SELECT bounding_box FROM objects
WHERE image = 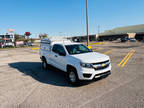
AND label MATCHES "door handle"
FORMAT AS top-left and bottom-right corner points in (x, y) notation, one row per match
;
(55, 55), (58, 57)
